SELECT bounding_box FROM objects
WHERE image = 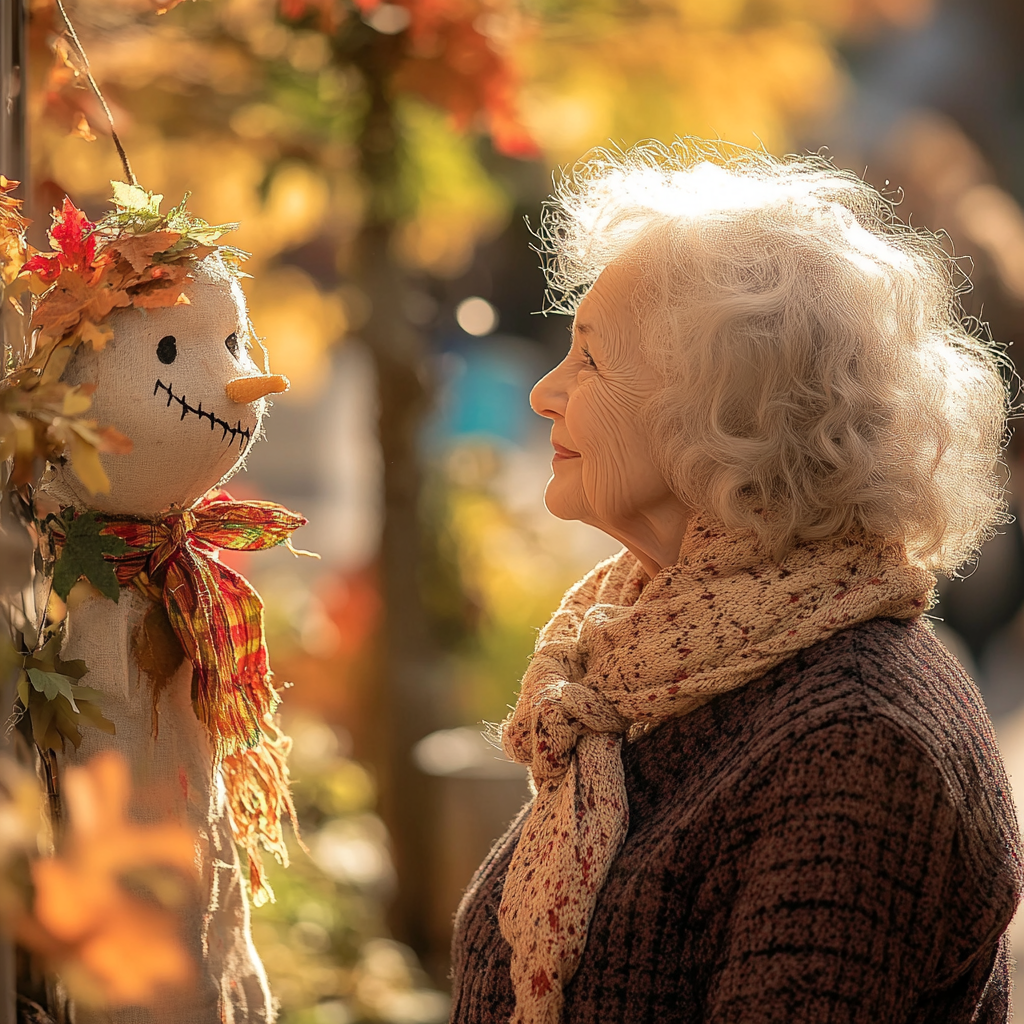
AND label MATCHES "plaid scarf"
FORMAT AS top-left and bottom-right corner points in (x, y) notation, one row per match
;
(90, 490), (308, 903)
